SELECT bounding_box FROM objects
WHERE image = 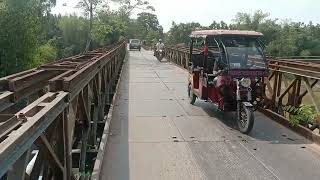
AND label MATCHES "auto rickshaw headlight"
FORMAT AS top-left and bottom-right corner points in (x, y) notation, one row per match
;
(240, 78), (251, 88)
